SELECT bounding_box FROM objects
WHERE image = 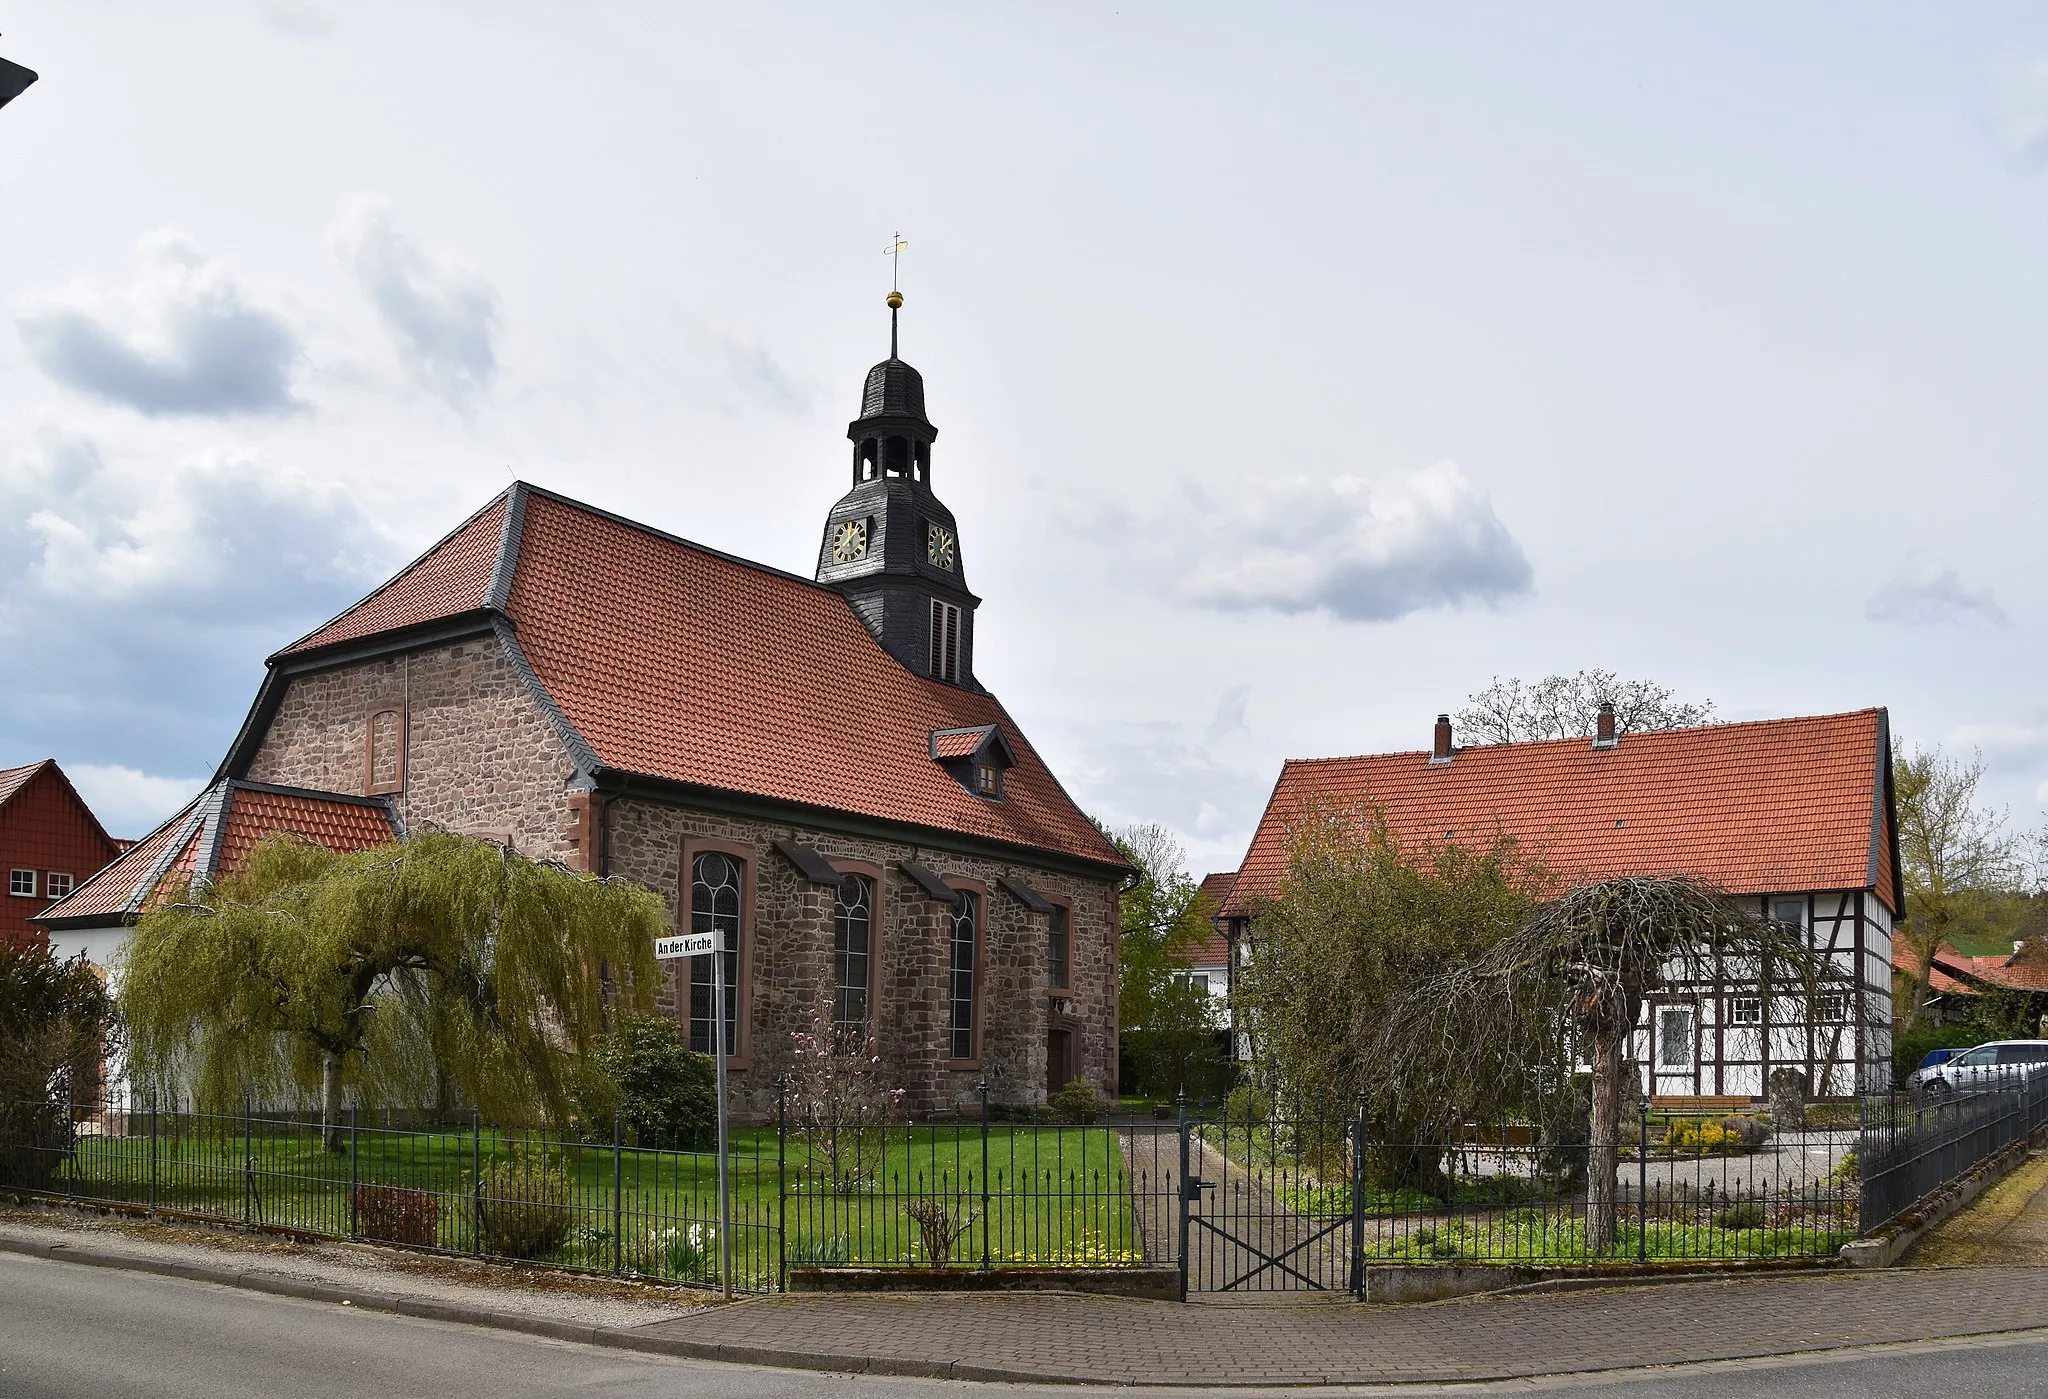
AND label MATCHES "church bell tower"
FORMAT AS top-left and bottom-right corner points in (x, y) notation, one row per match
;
(816, 290), (981, 690)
